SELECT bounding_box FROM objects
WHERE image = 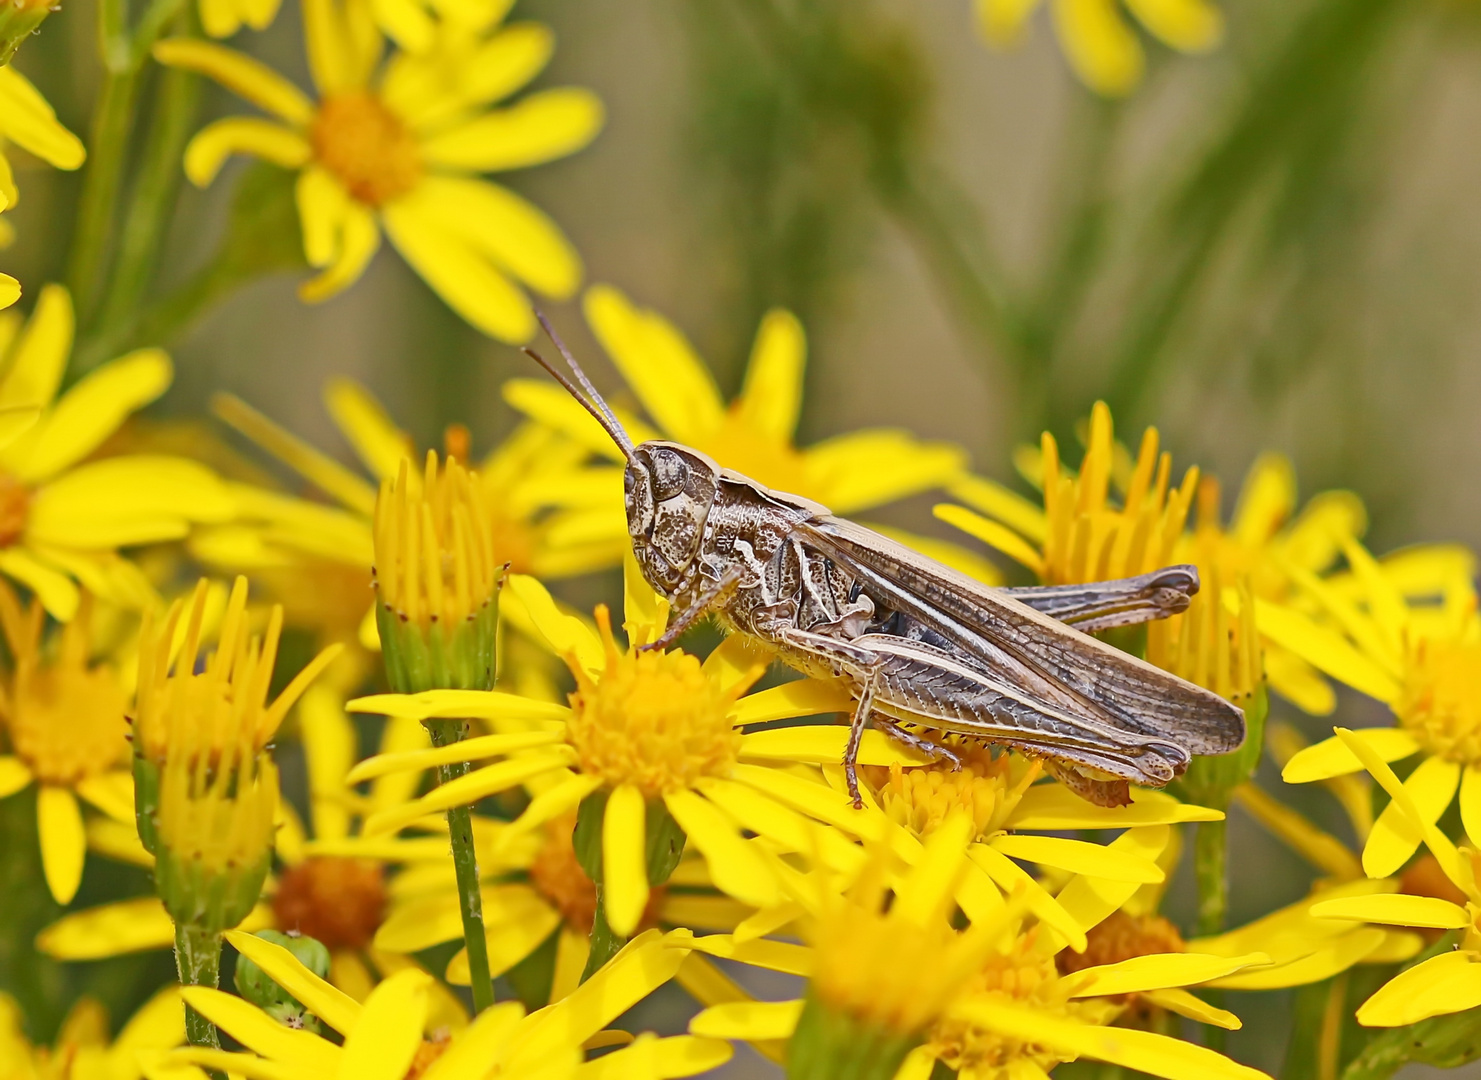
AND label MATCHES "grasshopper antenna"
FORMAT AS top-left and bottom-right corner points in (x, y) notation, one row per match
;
(522, 311), (635, 462)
